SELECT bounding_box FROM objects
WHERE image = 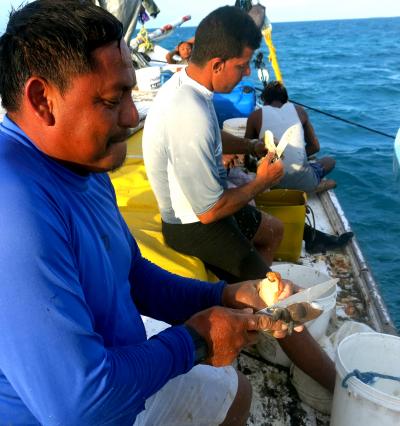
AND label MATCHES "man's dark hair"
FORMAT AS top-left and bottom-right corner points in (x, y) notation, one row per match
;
(0, 0), (123, 112)
(177, 41), (193, 49)
(190, 6), (261, 66)
(261, 81), (289, 105)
